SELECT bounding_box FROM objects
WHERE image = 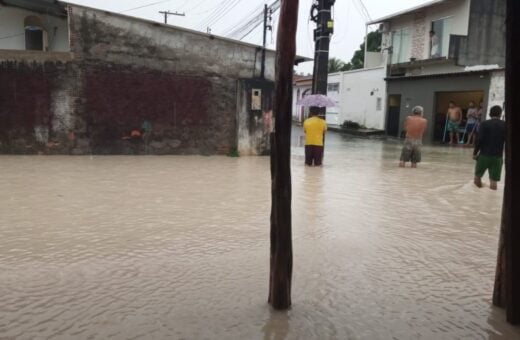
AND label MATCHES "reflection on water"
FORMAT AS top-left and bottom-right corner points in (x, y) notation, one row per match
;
(1, 130), (519, 339)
